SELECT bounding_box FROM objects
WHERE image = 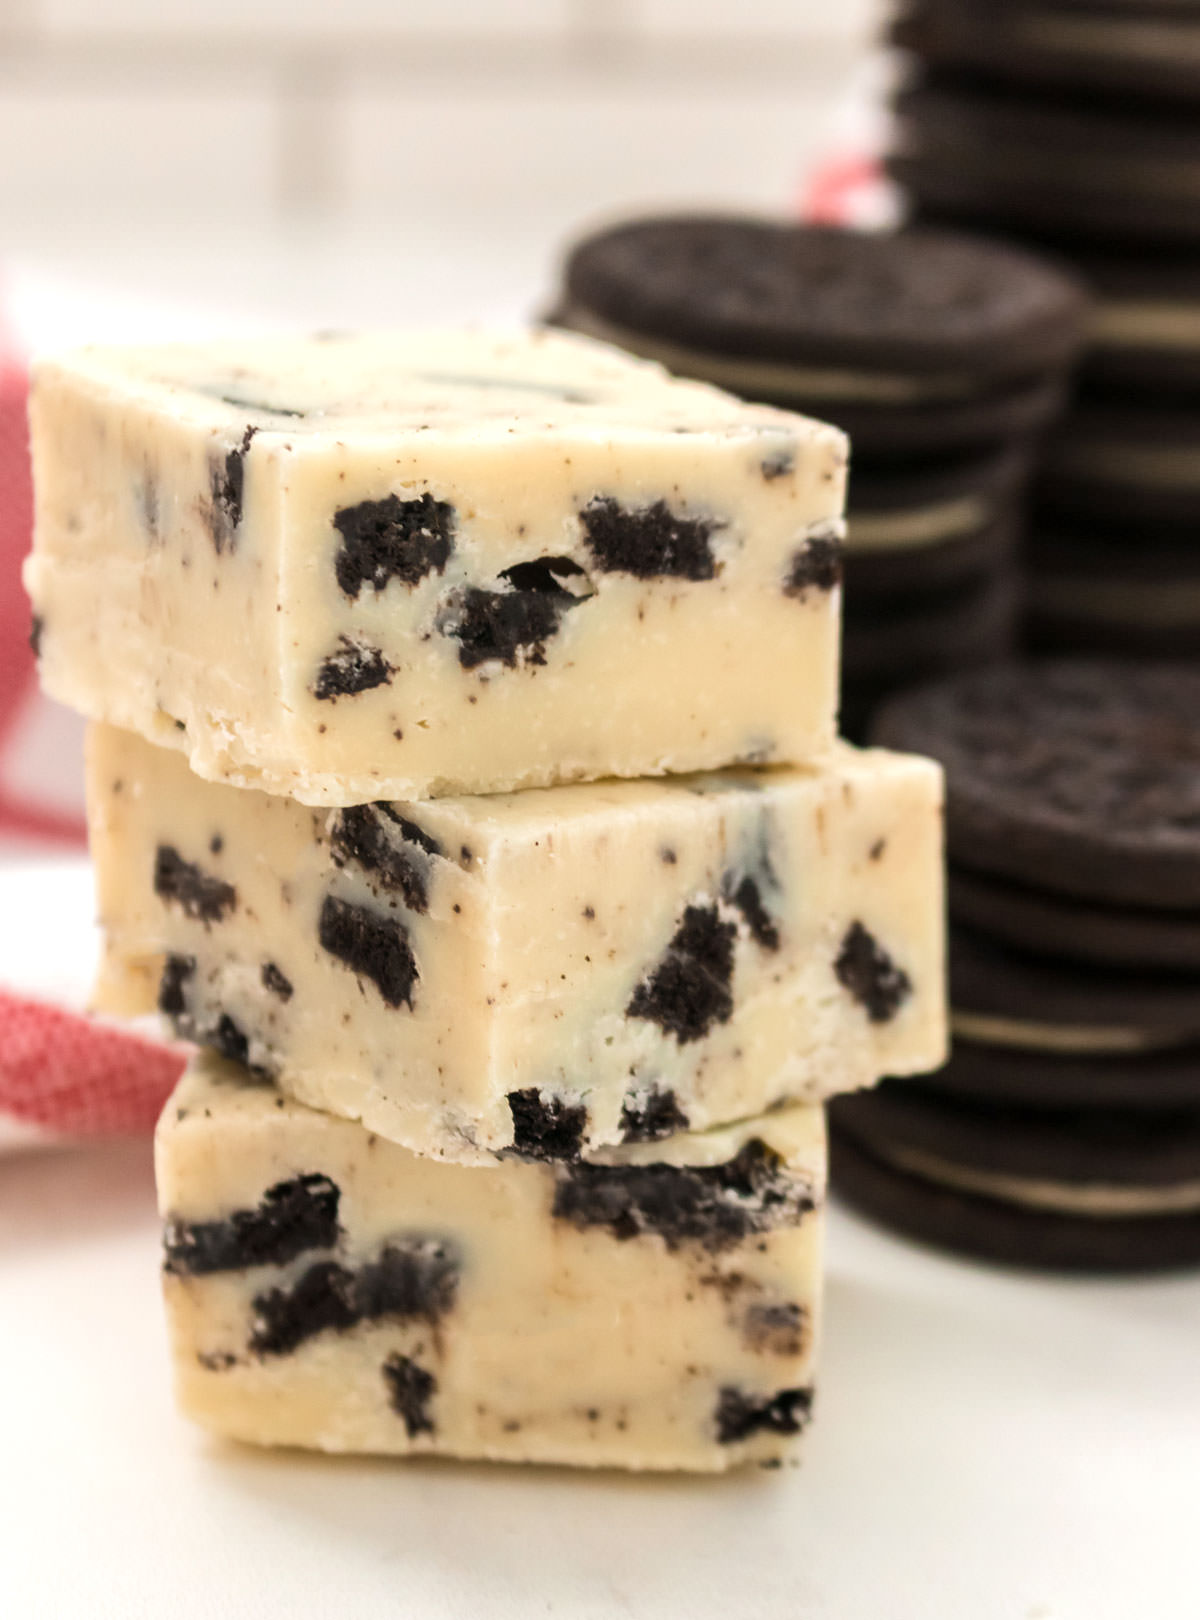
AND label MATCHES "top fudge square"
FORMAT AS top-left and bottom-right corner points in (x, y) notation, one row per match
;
(25, 328), (847, 804)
